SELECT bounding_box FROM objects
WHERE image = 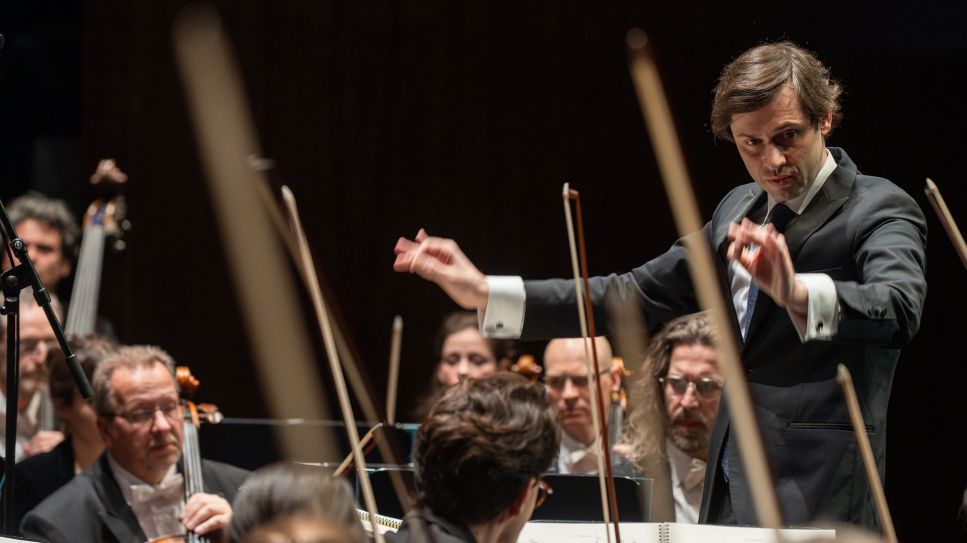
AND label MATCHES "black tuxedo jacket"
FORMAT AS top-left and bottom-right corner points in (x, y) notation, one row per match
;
(20, 453), (249, 543)
(519, 148), (927, 527)
(9, 437), (76, 534)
